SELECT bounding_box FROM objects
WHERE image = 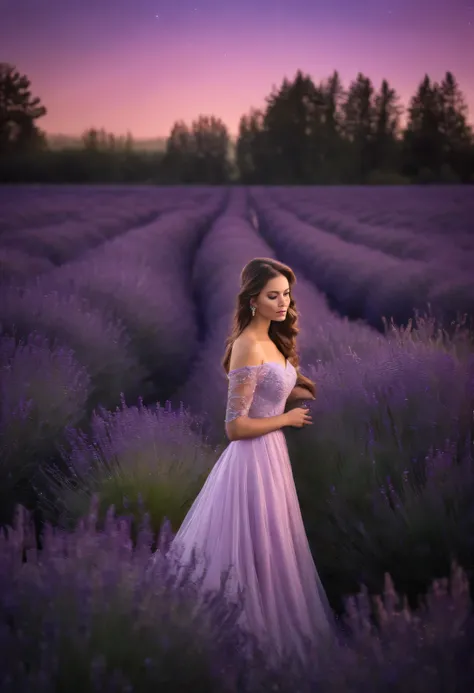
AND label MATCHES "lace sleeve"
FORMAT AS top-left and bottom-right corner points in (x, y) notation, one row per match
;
(225, 367), (259, 423)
